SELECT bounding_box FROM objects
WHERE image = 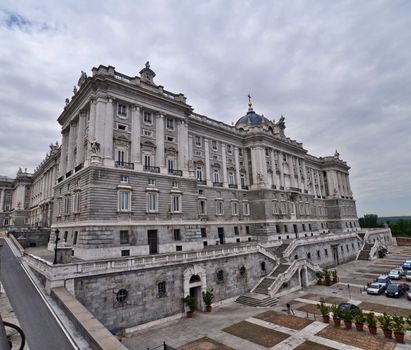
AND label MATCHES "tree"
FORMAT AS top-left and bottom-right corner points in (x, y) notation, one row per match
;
(359, 214), (379, 228)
